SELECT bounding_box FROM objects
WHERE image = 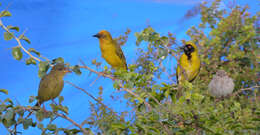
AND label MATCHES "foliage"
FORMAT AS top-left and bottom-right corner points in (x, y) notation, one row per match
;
(0, 0), (259, 135)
